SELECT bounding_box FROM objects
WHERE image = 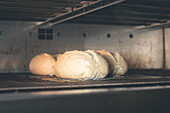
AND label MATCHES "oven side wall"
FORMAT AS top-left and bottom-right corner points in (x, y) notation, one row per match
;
(164, 28), (170, 69)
